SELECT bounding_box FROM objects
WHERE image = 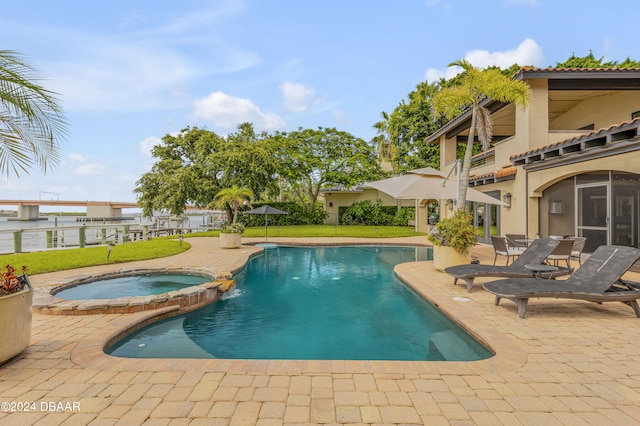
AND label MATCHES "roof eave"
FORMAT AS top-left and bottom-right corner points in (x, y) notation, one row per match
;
(425, 98), (508, 144)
